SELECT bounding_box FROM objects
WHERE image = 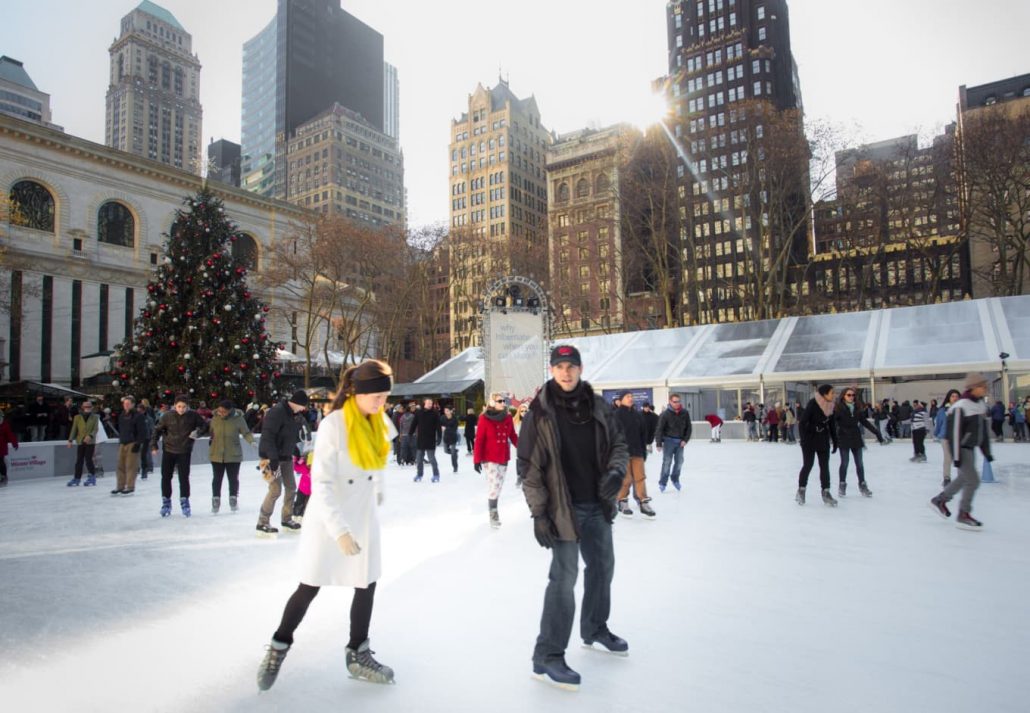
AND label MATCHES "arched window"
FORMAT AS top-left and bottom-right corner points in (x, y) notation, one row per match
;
(557, 182), (570, 203)
(9, 180), (55, 232)
(232, 233), (259, 270)
(595, 173), (610, 194)
(97, 201), (134, 247)
(576, 178), (590, 198)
